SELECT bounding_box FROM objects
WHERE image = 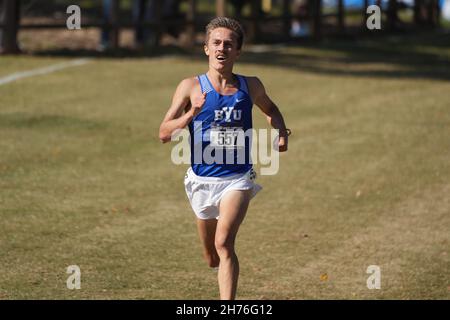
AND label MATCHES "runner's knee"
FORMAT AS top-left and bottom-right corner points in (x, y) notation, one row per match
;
(215, 235), (235, 258)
